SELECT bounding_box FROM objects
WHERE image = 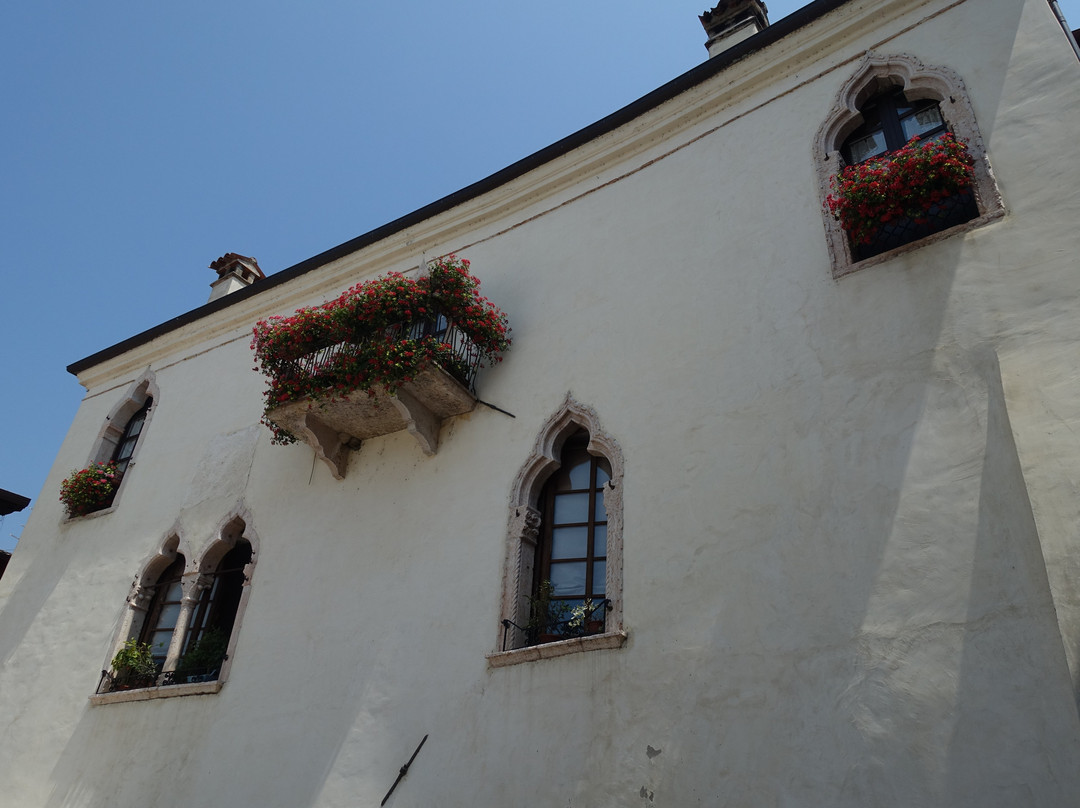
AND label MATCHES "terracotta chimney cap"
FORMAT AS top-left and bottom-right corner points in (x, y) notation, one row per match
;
(210, 252), (265, 280)
(207, 253), (265, 302)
